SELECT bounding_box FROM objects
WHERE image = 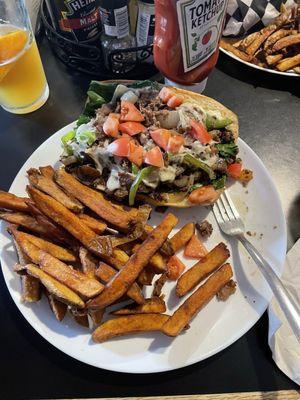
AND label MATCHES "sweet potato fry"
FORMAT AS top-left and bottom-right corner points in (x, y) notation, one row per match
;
(276, 54), (300, 71)
(272, 33), (300, 52)
(39, 165), (55, 179)
(79, 247), (97, 278)
(264, 29), (291, 52)
(89, 309), (105, 326)
(132, 243), (166, 273)
(71, 310), (89, 327)
(88, 213), (178, 309)
(143, 224), (174, 256)
(55, 169), (135, 231)
(220, 39), (252, 61)
(27, 186), (112, 256)
(170, 223), (195, 252)
(163, 263), (233, 336)
(78, 213), (107, 234)
(26, 264), (85, 308)
(21, 274), (41, 302)
(12, 236), (31, 266)
(112, 297), (166, 315)
(95, 262), (145, 304)
(0, 191), (30, 212)
(27, 168), (83, 213)
(92, 314), (170, 343)
(12, 231), (103, 299)
(25, 201), (76, 246)
(12, 230), (77, 263)
(176, 243), (230, 297)
(0, 212), (51, 237)
(293, 66), (300, 73)
(45, 291), (67, 321)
